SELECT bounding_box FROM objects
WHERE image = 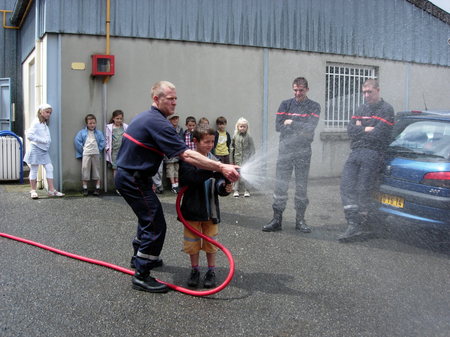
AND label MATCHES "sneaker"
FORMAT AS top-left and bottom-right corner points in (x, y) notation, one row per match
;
(155, 186), (164, 194)
(187, 269), (200, 287)
(30, 190), (38, 199)
(93, 188), (101, 196)
(48, 190), (64, 197)
(203, 270), (216, 289)
(116, 189), (121, 196)
(244, 191), (250, 197)
(233, 191), (240, 197)
(82, 188), (89, 197)
(171, 187), (179, 194)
